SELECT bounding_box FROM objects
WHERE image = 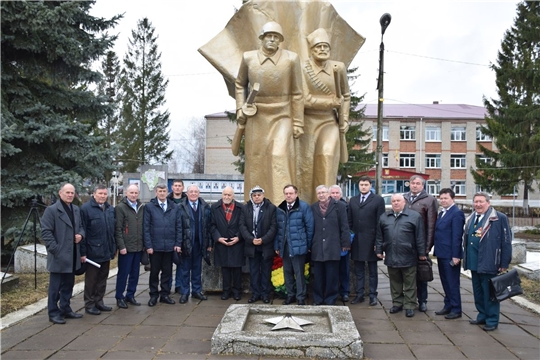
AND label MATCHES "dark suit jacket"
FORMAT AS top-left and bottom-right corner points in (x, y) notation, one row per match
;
(348, 193), (385, 262)
(210, 200), (244, 267)
(310, 199), (350, 262)
(240, 198), (277, 259)
(434, 205), (465, 259)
